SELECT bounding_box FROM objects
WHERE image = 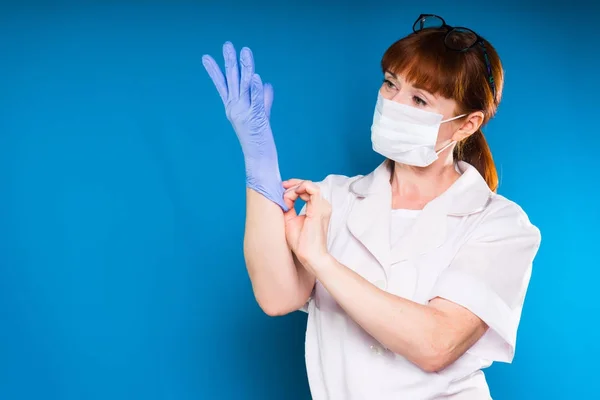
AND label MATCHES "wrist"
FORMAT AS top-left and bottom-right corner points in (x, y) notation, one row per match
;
(244, 161), (288, 211)
(305, 252), (336, 276)
(245, 156), (282, 182)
